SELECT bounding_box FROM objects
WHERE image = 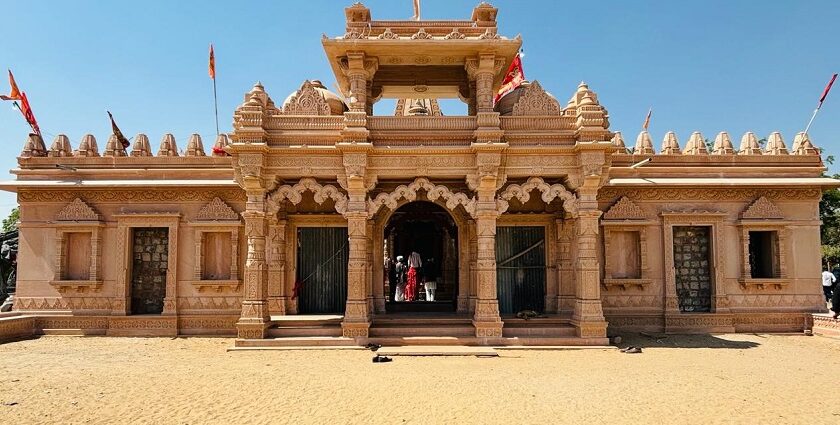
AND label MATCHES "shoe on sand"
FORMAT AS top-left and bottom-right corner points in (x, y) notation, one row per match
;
(624, 347), (642, 354)
(372, 355), (393, 363)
